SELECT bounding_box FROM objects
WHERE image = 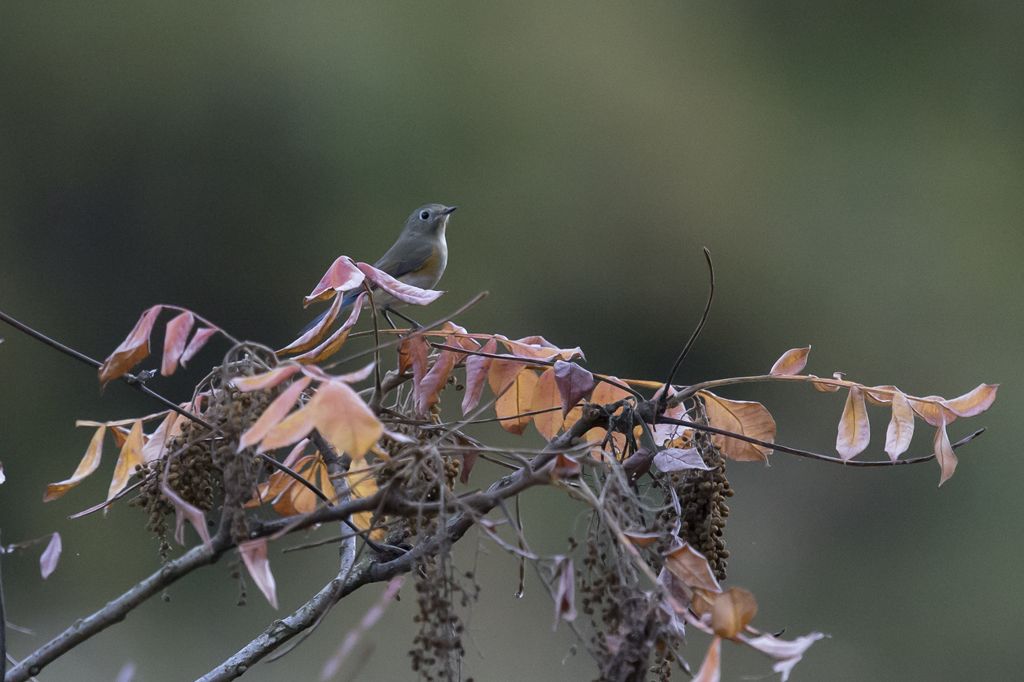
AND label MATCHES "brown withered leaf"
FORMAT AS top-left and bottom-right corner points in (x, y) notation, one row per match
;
(45, 425), (105, 502)
(357, 262), (444, 306)
(462, 337), (497, 414)
(700, 391), (775, 462)
(294, 293), (365, 364)
(239, 539), (278, 609)
(864, 385), (898, 406)
(654, 447), (713, 472)
(553, 360), (595, 417)
(884, 390), (915, 461)
(232, 365), (302, 392)
(769, 346), (810, 376)
(531, 368), (563, 440)
(279, 291), (346, 355)
(495, 369), (539, 435)
(238, 377), (312, 451)
(40, 532), (62, 580)
(663, 542), (722, 593)
(812, 376), (841, 392)
(836, 386), (870, 461)
(692, 637), (721, 682)
(934, 421), (957, 487)
(307, 380), (383, 457)
(416, 348), (457, 415)
(711, 587), (757, 639)
(303, 255), (365, 305)
(498, 335), (584, 362)
(944, 383), (999, 418)
(553, 557), (577, 629)
(161, 311), (195, 376)
(180, 326), (217, 367)
(107, 421), (145, 503)
(623, 532), (661, 548)
(98, 306), (162, 387)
